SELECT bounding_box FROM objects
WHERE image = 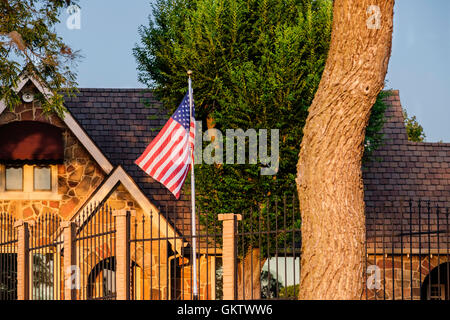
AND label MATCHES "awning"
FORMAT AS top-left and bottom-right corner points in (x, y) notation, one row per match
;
(0, 121), (64, 163)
